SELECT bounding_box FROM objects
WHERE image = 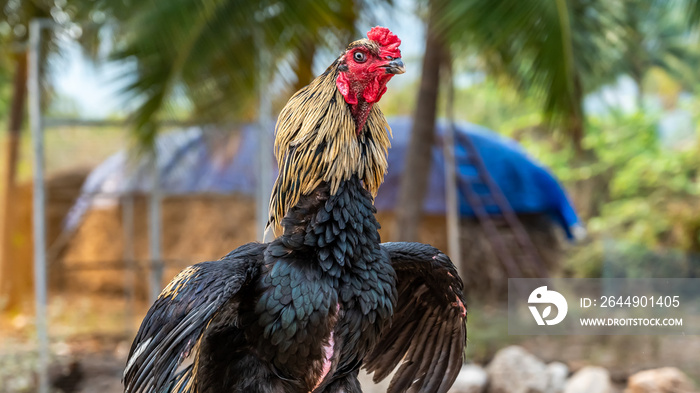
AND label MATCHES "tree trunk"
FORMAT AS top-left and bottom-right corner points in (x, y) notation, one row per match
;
(568, 73), (606, 219)
(394, 5), (447, 241)
(569, 74), (586, 159)
(0, 51), (29, 312)
(631, 66), (644, 111)
(569, 112), (584, 158)
(6, 52), (26, 185)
